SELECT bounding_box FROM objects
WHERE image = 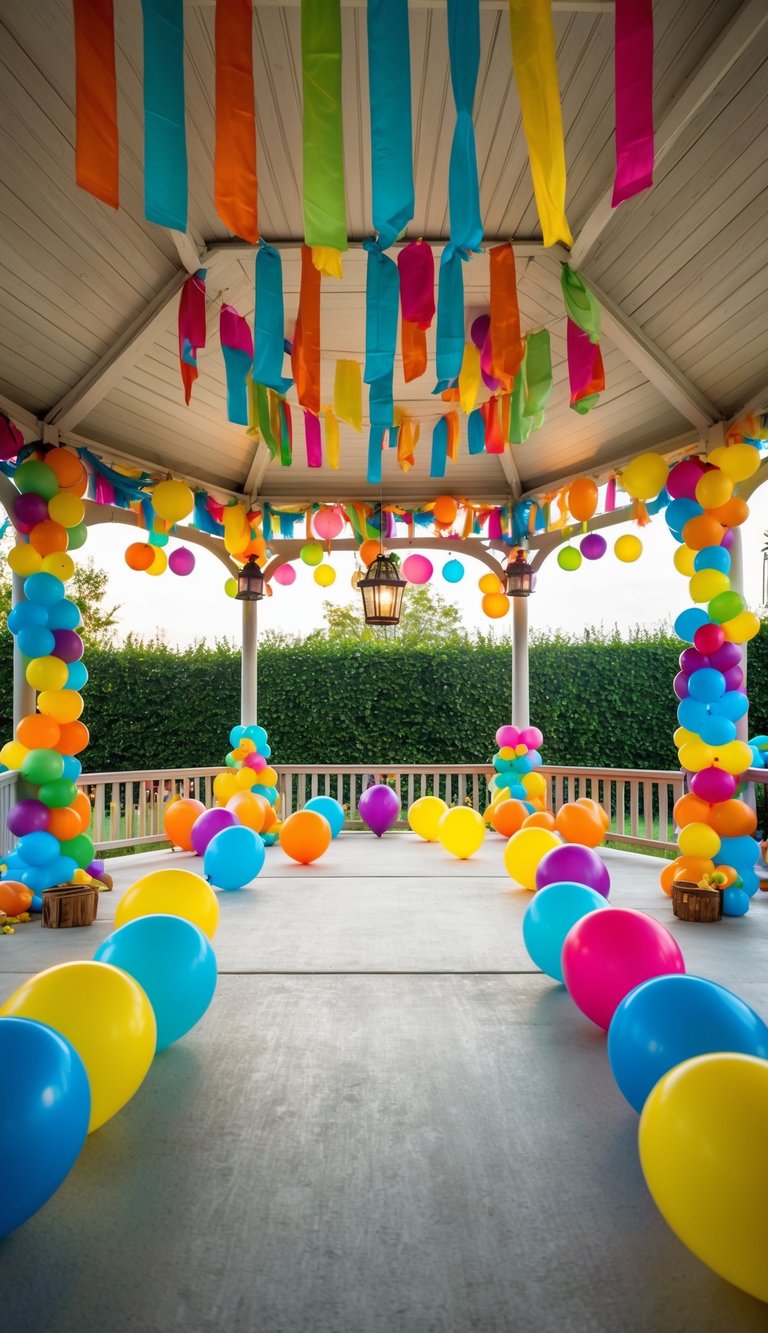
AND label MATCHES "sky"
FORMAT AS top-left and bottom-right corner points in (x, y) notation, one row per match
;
(83, 503), (768, 649)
